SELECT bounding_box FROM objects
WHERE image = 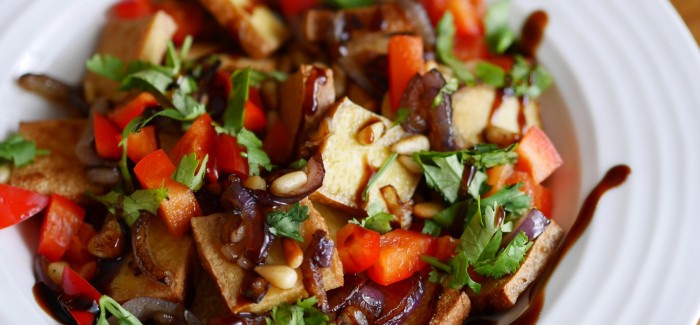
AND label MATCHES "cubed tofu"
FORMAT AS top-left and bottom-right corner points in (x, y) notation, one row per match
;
(197, 0), (289, 59)
(189, 264), (232, 323)
(83, 11), (177, 99)
(451, 85), (542, 148)
(218, 55), (277, 74)
(310, 98), (420, 215)
(107, 216), (195, 303)
(191, 198), (343, 314)
(468, 221), (565, 312)
(278, 65), (335, 158)
(9, 119), (105, 203)
(429, 288), (471, 325)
